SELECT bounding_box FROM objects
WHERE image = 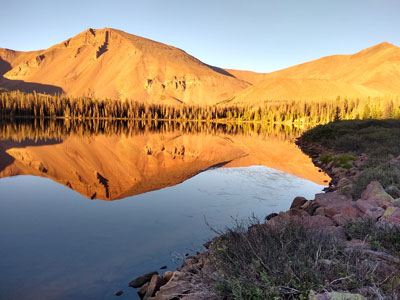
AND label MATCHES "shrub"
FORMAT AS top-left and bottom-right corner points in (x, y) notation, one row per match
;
(210, 219), (399, 299)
